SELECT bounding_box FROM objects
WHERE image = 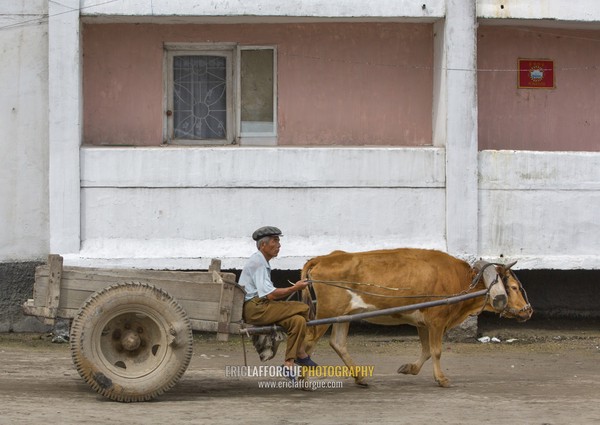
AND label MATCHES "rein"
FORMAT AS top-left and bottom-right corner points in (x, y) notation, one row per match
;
(306, 279), (455, 299)
(305, 264), (497, 300)
(499, 271), (532, 318)
(305, 261), (529, 316)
